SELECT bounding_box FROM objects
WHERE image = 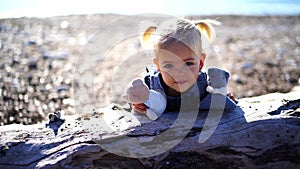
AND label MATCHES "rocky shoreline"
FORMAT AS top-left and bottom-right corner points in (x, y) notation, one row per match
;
(0, 14), (299, 125)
